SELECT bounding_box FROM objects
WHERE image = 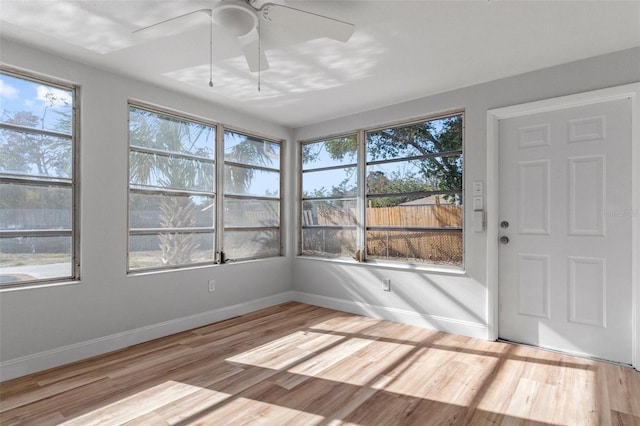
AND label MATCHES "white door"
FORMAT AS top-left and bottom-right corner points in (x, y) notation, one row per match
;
(498, 97), (633, 364)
